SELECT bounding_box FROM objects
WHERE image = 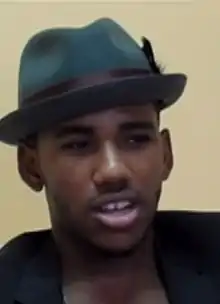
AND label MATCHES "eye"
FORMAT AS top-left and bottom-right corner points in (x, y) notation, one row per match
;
(61, 139), (91, 152)
(129, 134), (150, 143)
(125, 133), (151, 148)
